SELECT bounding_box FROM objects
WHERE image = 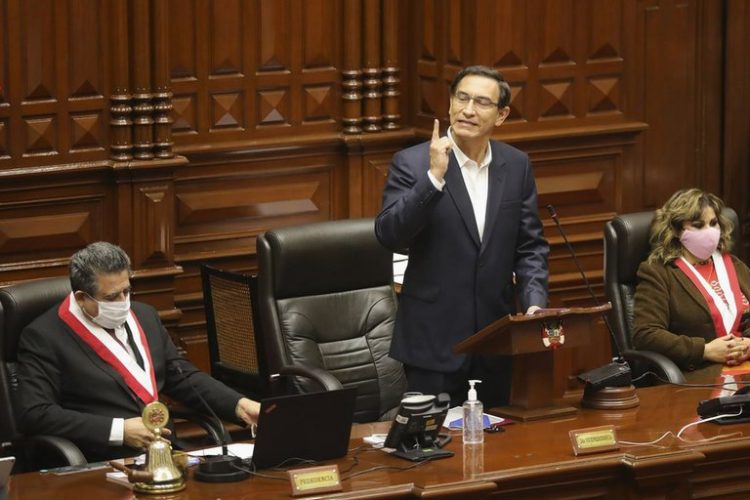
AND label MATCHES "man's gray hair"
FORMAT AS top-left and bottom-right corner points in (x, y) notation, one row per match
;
(69, 242), (131, 296)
